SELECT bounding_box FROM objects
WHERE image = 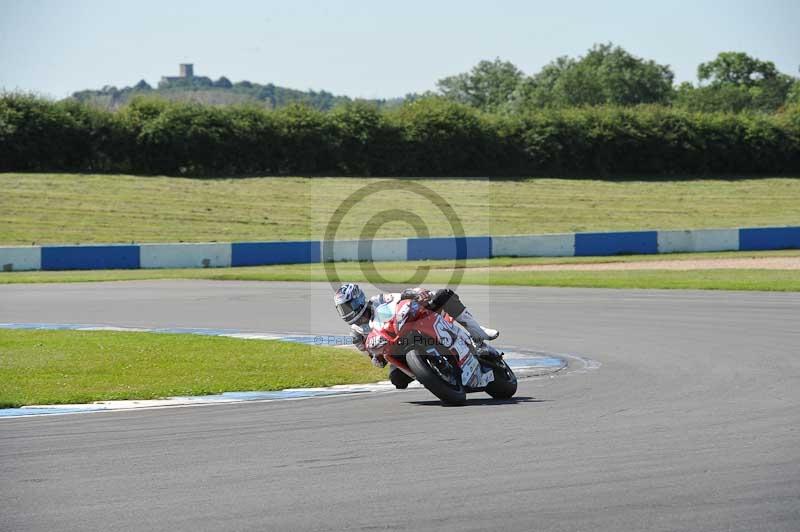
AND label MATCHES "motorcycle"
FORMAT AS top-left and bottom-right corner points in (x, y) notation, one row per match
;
(364, 295), (517, 406)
